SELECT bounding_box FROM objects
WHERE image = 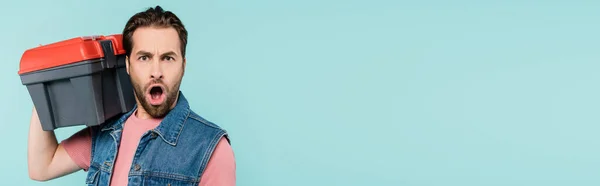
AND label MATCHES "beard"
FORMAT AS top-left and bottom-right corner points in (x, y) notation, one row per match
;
(131, 78), (181, 118)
